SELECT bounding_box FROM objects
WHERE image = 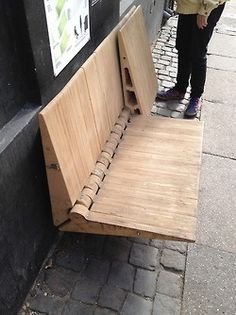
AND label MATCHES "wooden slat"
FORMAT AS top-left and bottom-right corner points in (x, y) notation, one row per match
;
(95, 37), (124, 128)
(118, 6), (158, 115)
(82, 55), (111, 149)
